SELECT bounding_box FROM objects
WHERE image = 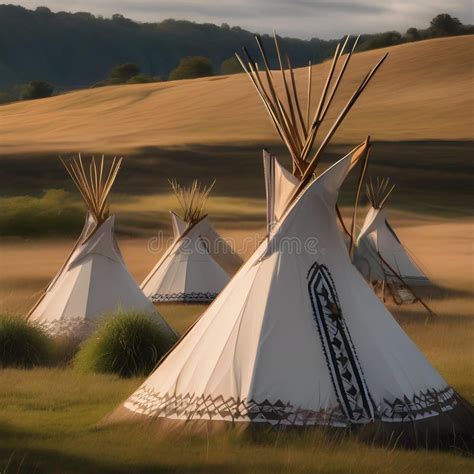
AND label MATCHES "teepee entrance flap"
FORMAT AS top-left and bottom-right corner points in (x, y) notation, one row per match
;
(263, 150), (299, 233)
(170, 211), (188, 240)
